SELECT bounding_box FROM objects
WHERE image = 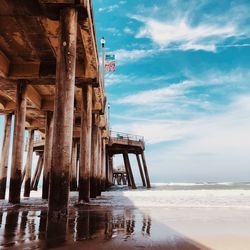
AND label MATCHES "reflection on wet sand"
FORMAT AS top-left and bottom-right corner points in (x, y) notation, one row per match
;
(0, 207), (208, 249)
